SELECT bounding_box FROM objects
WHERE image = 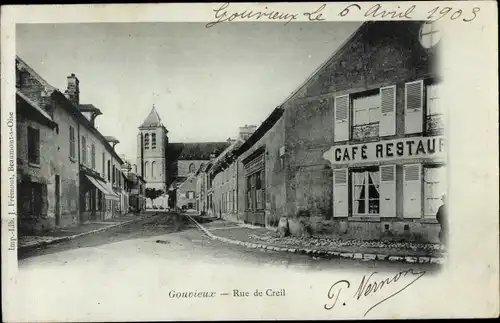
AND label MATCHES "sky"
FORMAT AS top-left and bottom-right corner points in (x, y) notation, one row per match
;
(16, 22), (361, 161)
